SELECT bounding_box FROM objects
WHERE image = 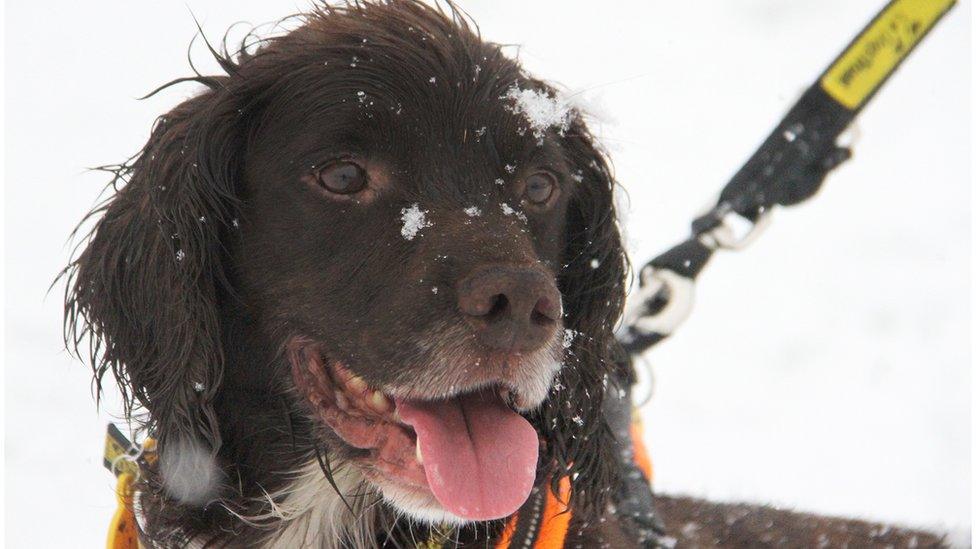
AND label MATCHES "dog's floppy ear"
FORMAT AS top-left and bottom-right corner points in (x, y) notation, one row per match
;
(64, 80), (243, 460)
(534, 116), (631, 519)
(560, 123), (629, 368)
